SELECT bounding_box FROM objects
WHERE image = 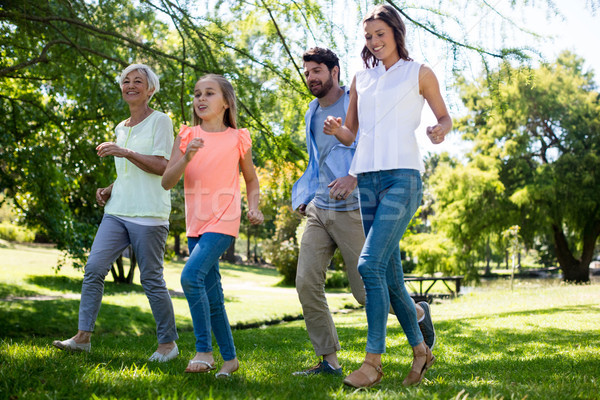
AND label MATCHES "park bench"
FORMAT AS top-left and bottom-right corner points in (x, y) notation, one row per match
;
(404, 275), (463, 303)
